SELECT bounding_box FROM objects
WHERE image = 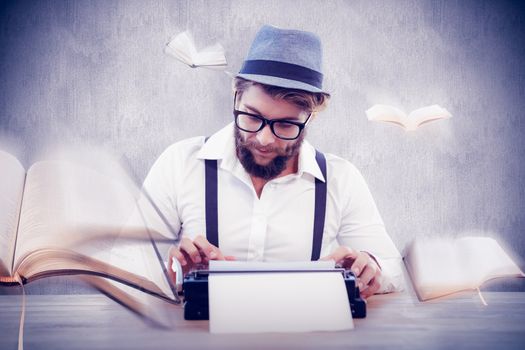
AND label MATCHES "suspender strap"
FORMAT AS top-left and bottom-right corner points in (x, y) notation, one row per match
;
(311, 150), (327, 261)
(204, 137), (219, 247)
(204, 158), (219, 247)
